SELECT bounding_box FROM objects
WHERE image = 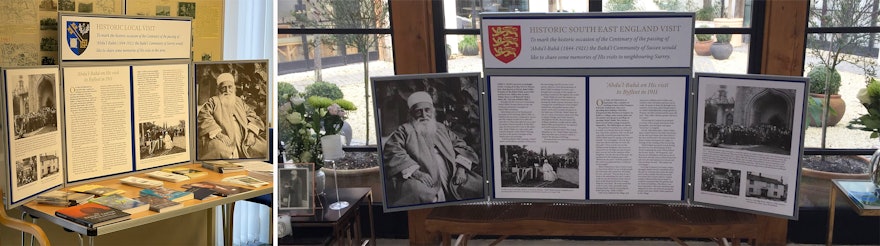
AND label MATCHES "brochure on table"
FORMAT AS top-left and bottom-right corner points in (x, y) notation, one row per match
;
(1, 14), (270, 209)
(373, 12), (805, 219)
